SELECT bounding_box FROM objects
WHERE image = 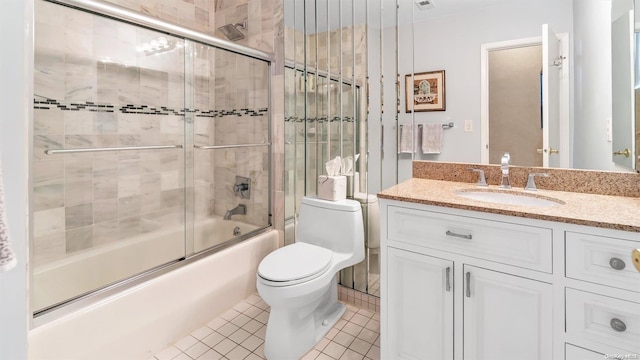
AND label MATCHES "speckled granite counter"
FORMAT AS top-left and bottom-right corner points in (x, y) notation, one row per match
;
(378, 162), (640, 233)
